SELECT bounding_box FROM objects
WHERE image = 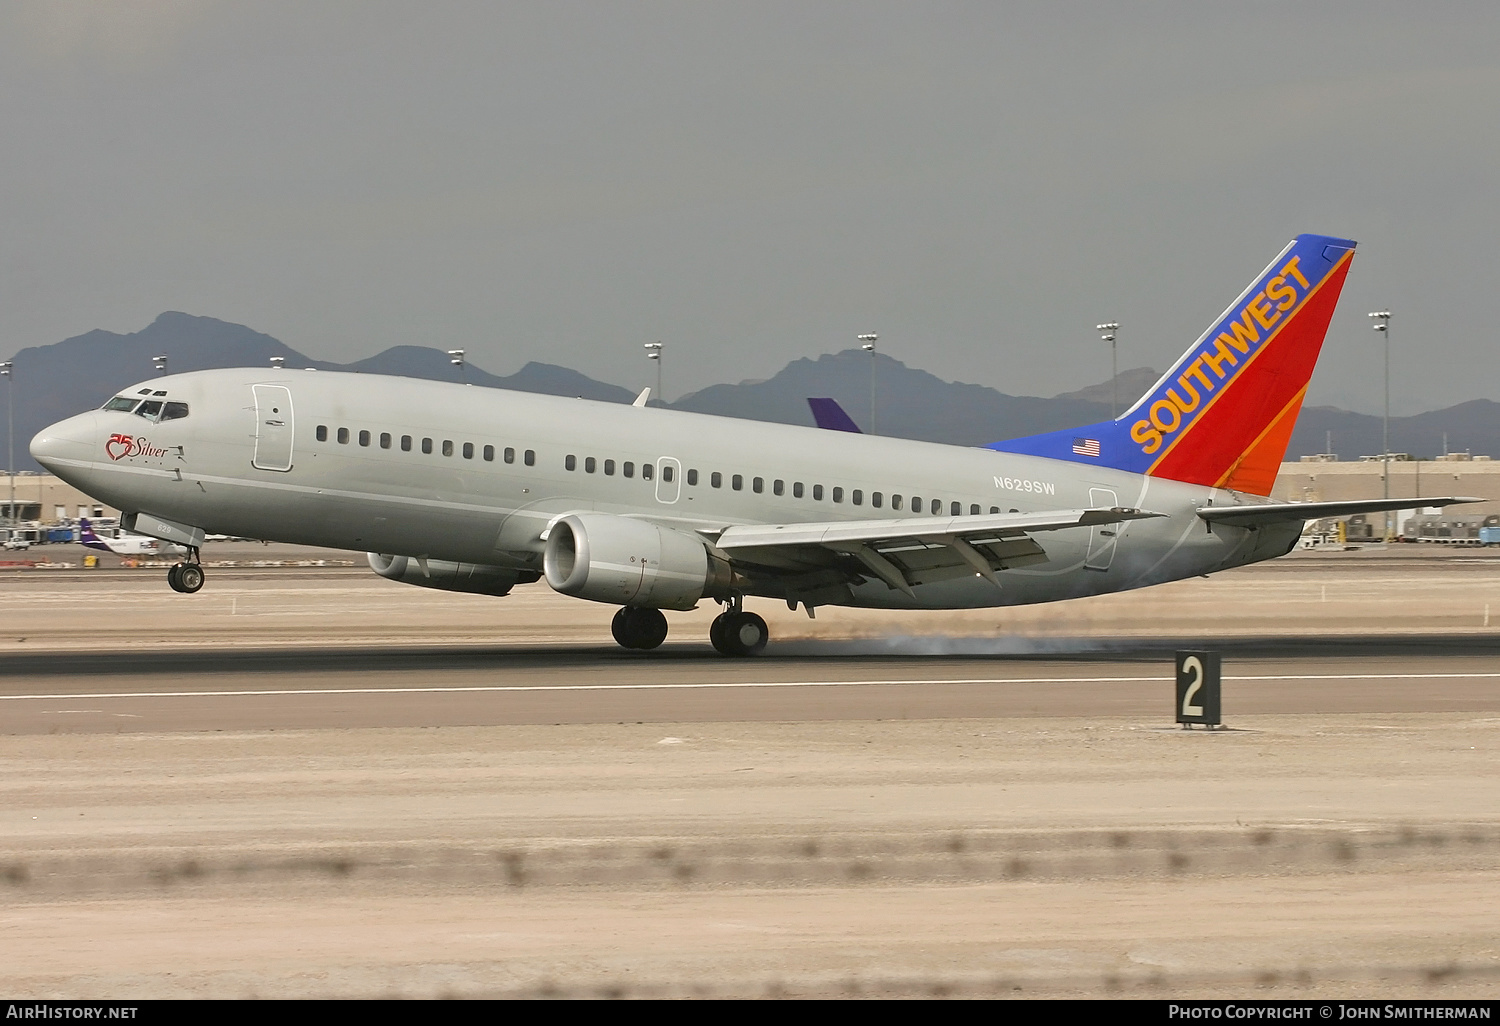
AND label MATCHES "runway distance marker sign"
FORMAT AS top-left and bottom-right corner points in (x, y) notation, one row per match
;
(1176, 650), (1222, 729)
